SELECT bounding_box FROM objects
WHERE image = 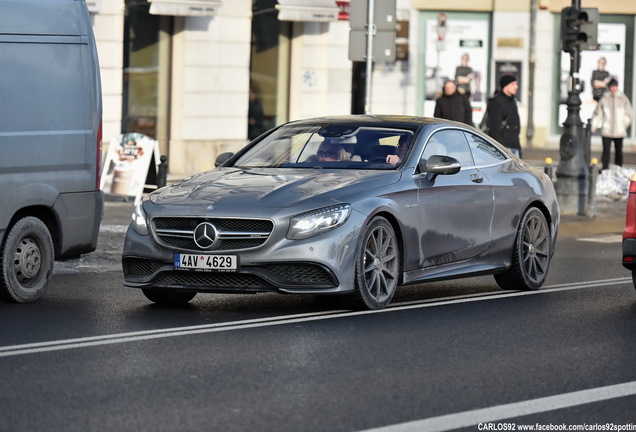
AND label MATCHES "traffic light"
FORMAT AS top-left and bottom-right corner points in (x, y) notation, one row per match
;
(579, 8), (599, 50)
(561, 7), (598, 53)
